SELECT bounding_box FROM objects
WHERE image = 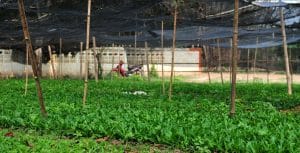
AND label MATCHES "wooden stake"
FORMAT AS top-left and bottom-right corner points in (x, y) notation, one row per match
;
(266, 49), (270, 83)
(280, 7), (292, 95)
(48, 45), (56, 79)
(80, 42), (83, 78)
(161, 20), (165, 95)
(59, 38), (62, 77)
(145, 42), (150, 82)
(93, 37), (98, 82)
(253, 37), (258, 81)
(203, 45), (211, 83)
(111, 54), (115, 80)
(289, 47), (293, 84)
(83, 0), (92, 105)
(217, 39), (224, 84)
(230, 0), (239, 117)
(247, 48), (250, 83)
(168, 5), (177, 101)
(18, 0), (47, 117)
(24, 44), (29, 95)
(229, 38), (232, 83)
